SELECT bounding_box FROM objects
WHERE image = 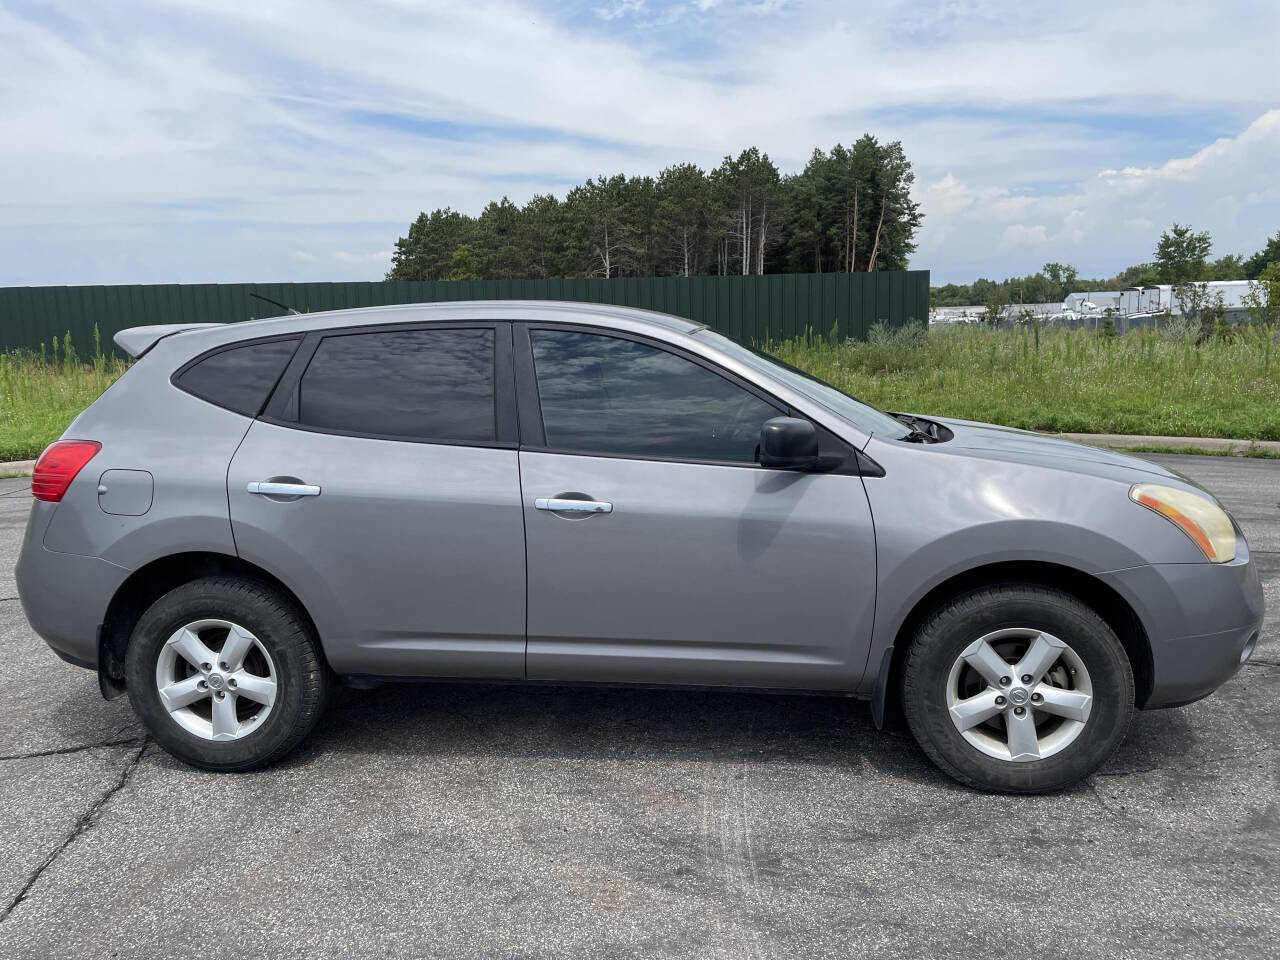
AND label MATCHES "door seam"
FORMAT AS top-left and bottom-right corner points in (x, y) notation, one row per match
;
(224, 418), (256, 558)
(517, 448), (530, 681)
